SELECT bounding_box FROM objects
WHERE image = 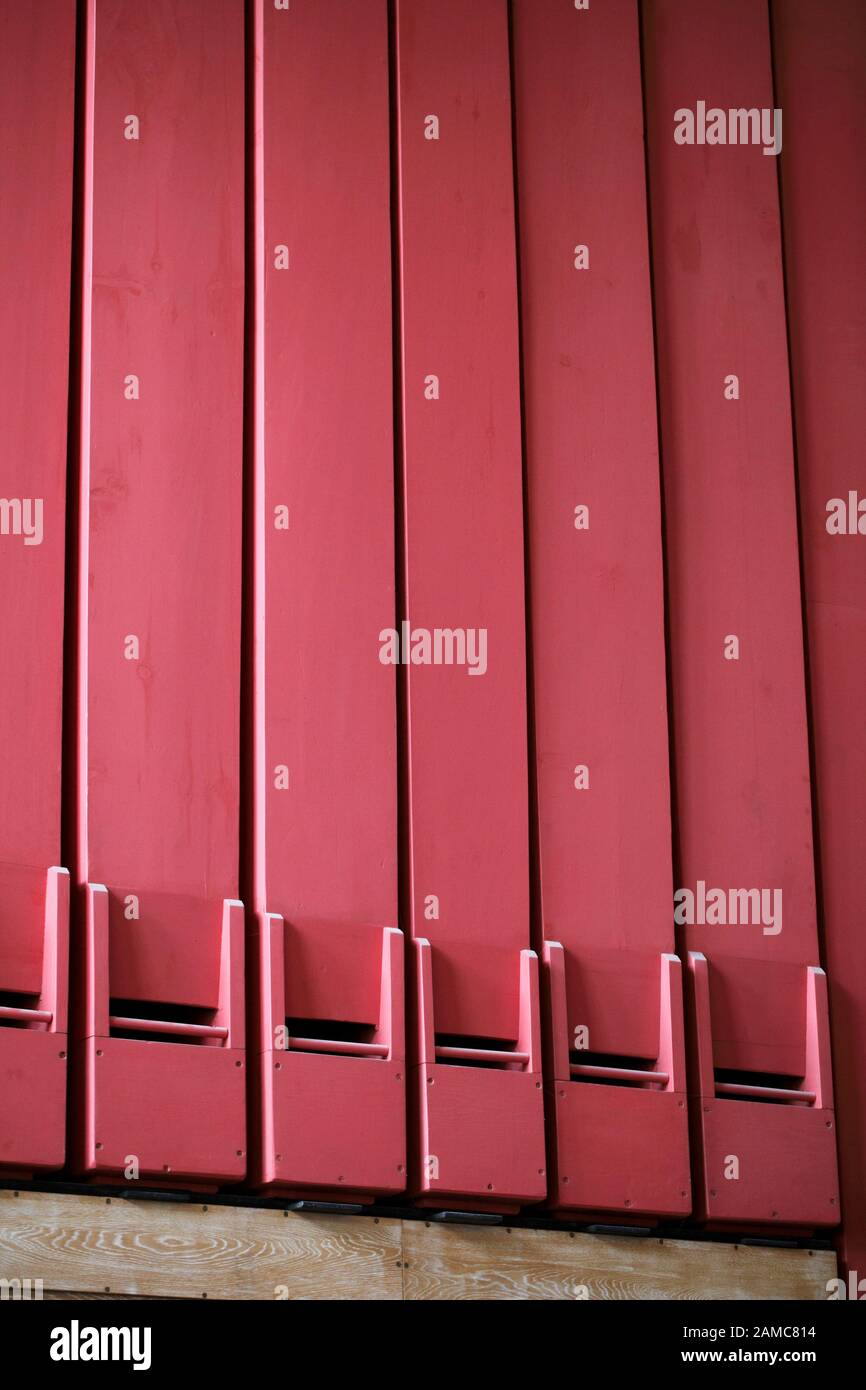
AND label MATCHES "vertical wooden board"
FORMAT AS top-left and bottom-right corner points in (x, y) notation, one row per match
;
(0, 0), (75, 1177)
(259, 0), (396, 992)
(773, 0), (866, 1275)
(394, 0), (545, 1209)
(69, 0), (246, 1186)
(249, 0), (404, 1202)
(514, 0), (672, 1052)
(0, 0), (75, 955)
(394, 0), (529, 1044)
(512, 0), (690, 1220)
(643, 0), (816, 1039)
(643, 0), (838, 1231)
(81, 0), (244, 911)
